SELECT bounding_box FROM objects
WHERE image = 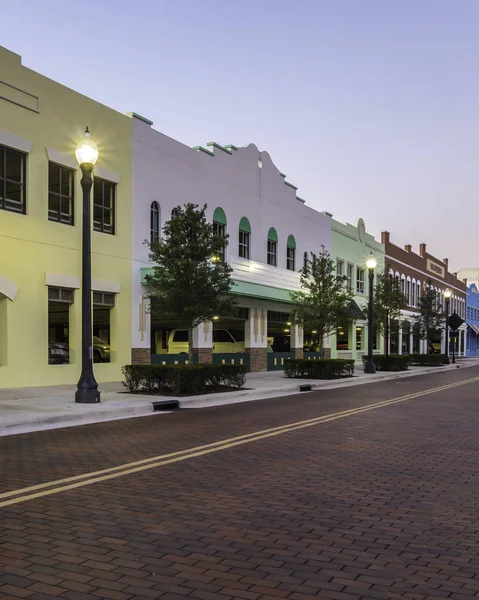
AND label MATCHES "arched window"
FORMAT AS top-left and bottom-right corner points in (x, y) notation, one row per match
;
(267, 227), (278, 266)
(303, 251), (308, 270)
(417, 280), (421, 303)
(401, 274), (406, 295)
(411, 278), (416, 307)
(150, 201), (160, 244)
(239, 217), (251, 259)
(171, 207), (179, 219)
(212, 207), (227, 262)
(406, 276), (411, 305)
(286, 235), (296, 271)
